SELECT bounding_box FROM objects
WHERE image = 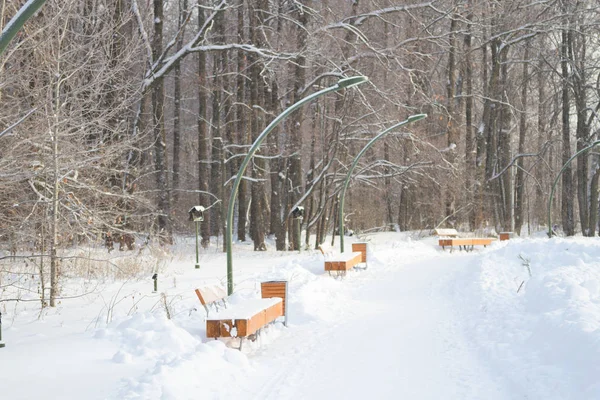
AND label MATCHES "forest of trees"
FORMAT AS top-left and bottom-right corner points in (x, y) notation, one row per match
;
(2, 0), (600, 271)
